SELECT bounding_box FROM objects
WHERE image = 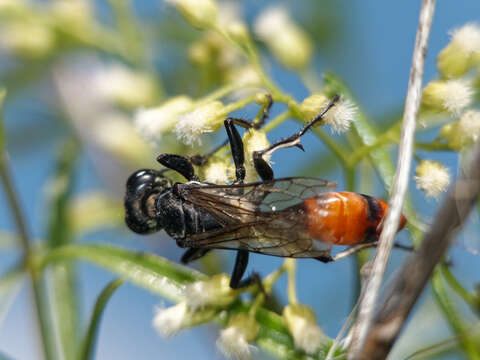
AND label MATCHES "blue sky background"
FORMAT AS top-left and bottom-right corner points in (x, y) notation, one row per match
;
(1, 1), (480, 359)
